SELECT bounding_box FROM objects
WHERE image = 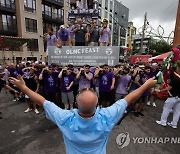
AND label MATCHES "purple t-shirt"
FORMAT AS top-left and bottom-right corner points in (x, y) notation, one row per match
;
(116, 74), (131, 94)
(79, 72), (93, 91)
(46, 34), (57, 46)
(8, 68), (18, 78)
(99, 72), (115, 92)
(99, 27), (111, 43)
(16, 67), (24, 76)
(139, 73), (151, 96)
(57, 29), (70, 42)
(43, 72), (58, 93)
(61, 75), (74, 93)
(67, 25), (75, 38)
